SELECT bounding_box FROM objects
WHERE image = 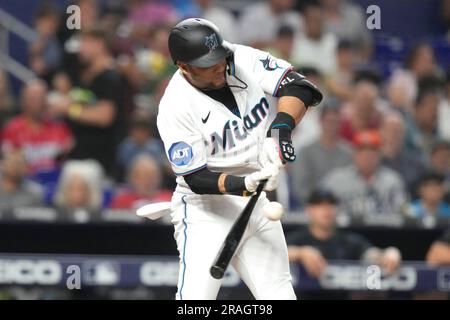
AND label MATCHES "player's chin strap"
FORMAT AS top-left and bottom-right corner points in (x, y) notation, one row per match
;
(226, 53), (248, 90)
